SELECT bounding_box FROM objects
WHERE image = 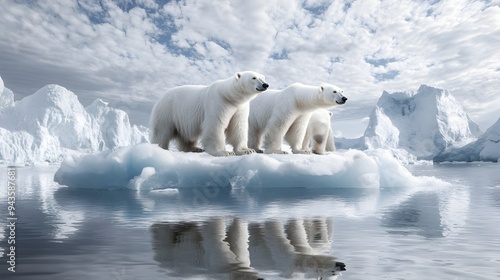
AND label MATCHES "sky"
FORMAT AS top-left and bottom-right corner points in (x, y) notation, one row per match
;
(0, 0), (499, 138)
